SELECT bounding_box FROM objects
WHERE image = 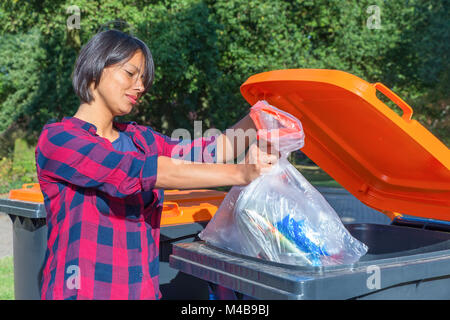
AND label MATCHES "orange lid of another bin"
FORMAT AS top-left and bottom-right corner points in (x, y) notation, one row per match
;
(161, 189), (227, 226)
(8, 184), (226, 225)
(8, 183), (44, 202)
(241, 69), (450, 221)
